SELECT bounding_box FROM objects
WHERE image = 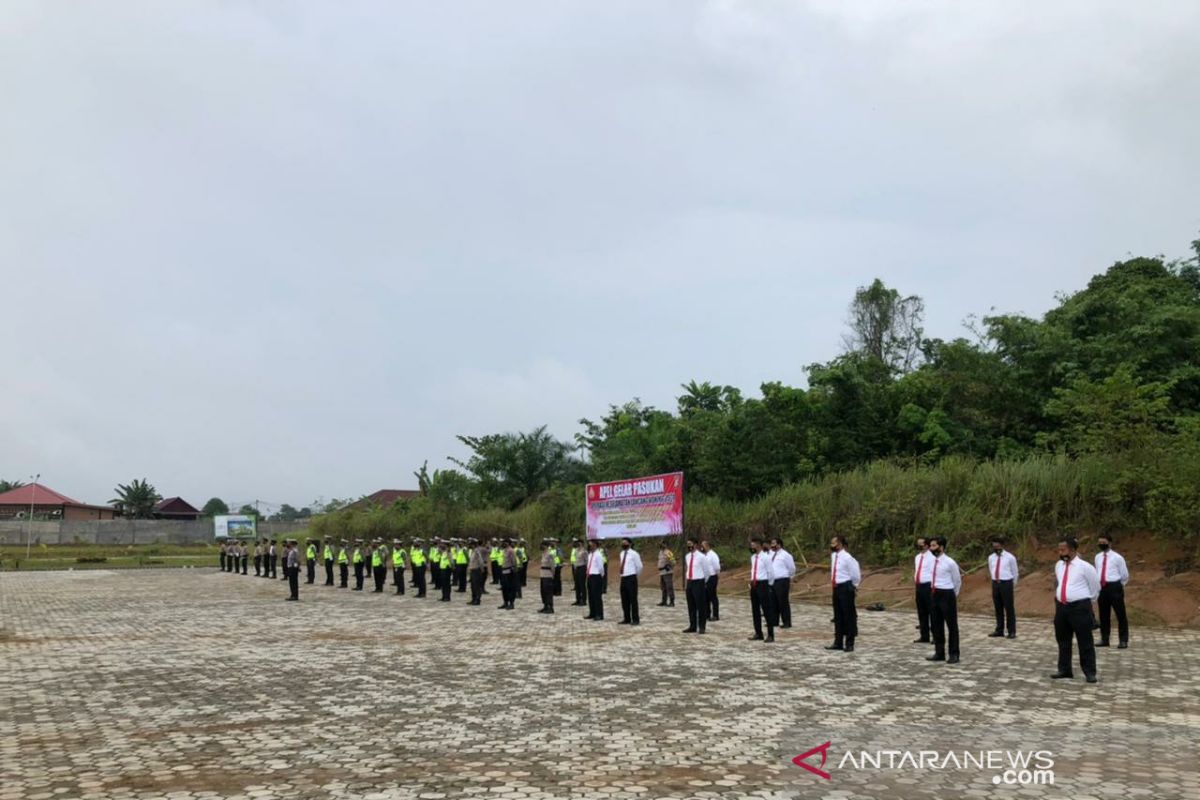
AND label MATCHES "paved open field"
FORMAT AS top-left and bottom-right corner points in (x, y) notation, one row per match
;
(1, 569), (1198, 800)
